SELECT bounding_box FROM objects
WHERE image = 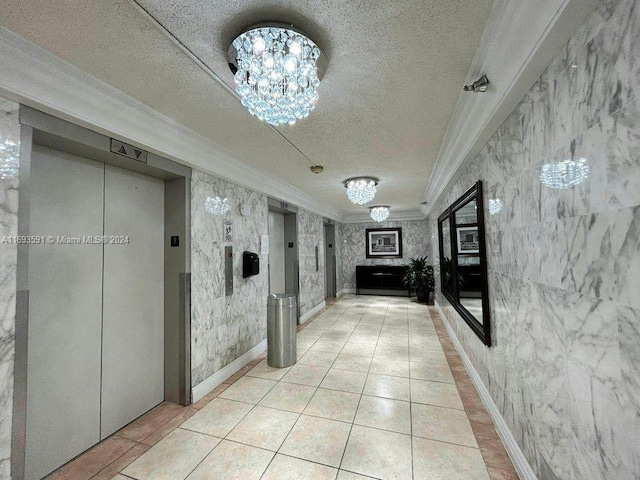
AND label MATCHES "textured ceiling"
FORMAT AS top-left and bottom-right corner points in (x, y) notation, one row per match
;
(1, 0), (493, 214)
